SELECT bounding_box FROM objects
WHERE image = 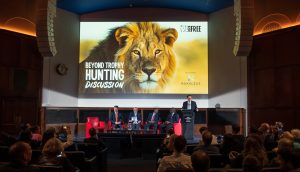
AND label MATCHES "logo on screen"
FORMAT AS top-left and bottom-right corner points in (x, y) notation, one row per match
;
(180, 25), (202, 32)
